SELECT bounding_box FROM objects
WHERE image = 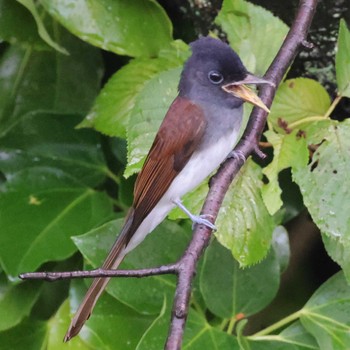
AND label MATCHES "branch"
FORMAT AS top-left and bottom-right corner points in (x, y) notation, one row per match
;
(165, 0), (318, 348)
(20, 1), (318, 348)
(19, 264), (178, 281)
